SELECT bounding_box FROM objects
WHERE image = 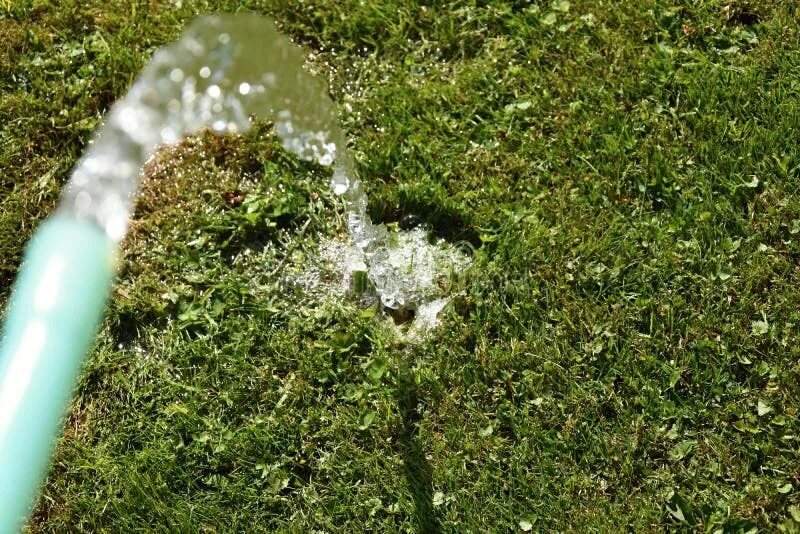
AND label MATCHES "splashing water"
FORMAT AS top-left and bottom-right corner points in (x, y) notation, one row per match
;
(62, 13), (468, 329)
